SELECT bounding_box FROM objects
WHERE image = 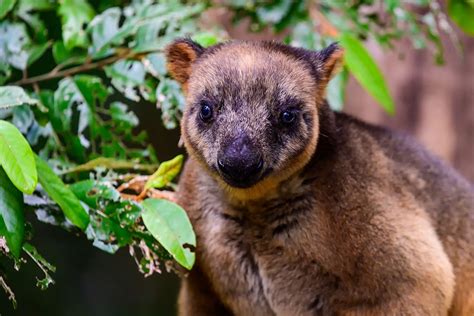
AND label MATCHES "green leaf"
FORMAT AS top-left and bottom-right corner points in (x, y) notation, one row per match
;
(52, 41), (86, 65)
(448, 0), (474, 36)
(339, 33), (395, 115)
(0, 167), (24, 259)
(145, 155), (183, 190)
(0, 0), (16, 19)
(0, 22), (31, 70)
(88, 7), (122, 55)
(0, 86), (38, 109)
(17, 0), (54, 13)
(35, 155), (89, 230)
(144, 53), (167, 78)
(58, 0), (95, 50)
(193, 32), (219, 47)
(142, 198), (195, 270)
(109, 101), (139, 130)
(27, 42), (51, 66)
(105, 60), (145, 101)
(0, 120), (37, 194)
(70, 179), (120, 209)
(51, 75), (108, 160)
